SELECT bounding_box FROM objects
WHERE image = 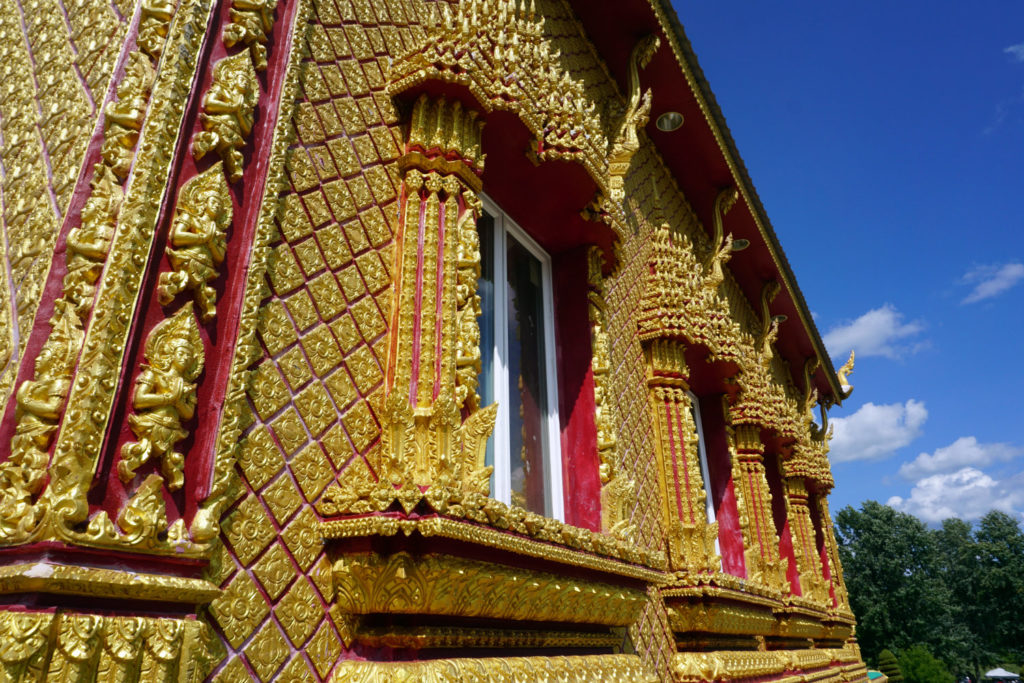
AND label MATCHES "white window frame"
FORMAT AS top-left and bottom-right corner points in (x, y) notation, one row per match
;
(689, 391), (721, 562)
(480, 195), (564, 521)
